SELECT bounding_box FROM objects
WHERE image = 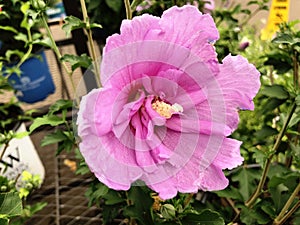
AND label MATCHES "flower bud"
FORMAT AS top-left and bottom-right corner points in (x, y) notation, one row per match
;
(31, 0), (46, 10)
(239, 42), (250, 51)
(0, 186), (7, 192)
